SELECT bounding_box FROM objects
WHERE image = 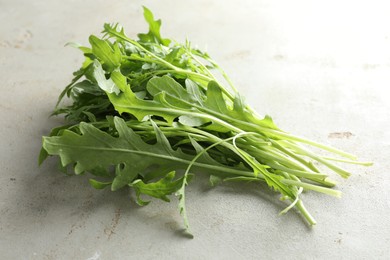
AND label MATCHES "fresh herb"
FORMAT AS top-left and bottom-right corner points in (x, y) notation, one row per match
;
(40, 7), (372, 236)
